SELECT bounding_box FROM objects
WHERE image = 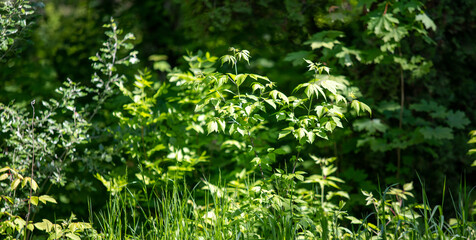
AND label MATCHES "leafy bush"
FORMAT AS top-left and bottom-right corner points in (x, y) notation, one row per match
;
(0, 1), (474, 239)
